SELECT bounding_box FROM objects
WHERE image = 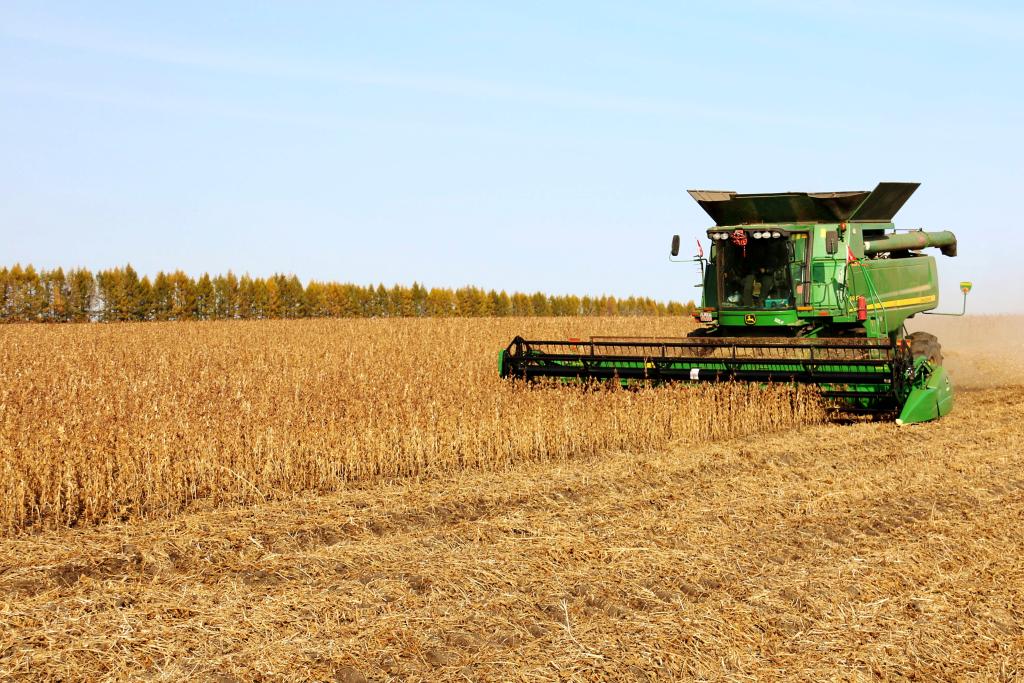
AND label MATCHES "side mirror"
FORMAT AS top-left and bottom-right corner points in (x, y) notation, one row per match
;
(670, 235), (680, 257)
(825, 230), (839, 255)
